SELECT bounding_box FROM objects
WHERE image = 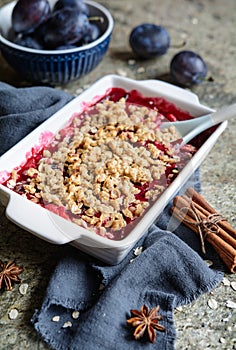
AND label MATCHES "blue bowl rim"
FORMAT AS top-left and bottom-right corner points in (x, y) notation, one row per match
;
(0, 0), (114, 55)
